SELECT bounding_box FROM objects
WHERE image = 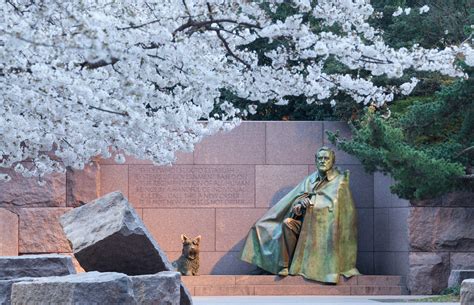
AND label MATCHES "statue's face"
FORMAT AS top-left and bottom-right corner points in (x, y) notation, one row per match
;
(316, 150), (334, 173)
